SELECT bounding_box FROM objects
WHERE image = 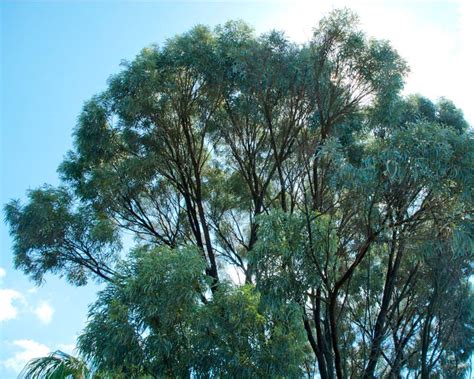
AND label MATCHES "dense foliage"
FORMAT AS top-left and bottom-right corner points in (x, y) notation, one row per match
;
(6, 9), (473, 379)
